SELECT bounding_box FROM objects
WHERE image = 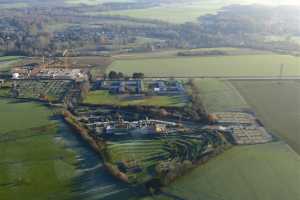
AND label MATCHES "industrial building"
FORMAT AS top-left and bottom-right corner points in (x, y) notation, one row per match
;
(96, 80), (144, 94)
(87, 119), (178, 136)
(150, 80), (184, 94)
